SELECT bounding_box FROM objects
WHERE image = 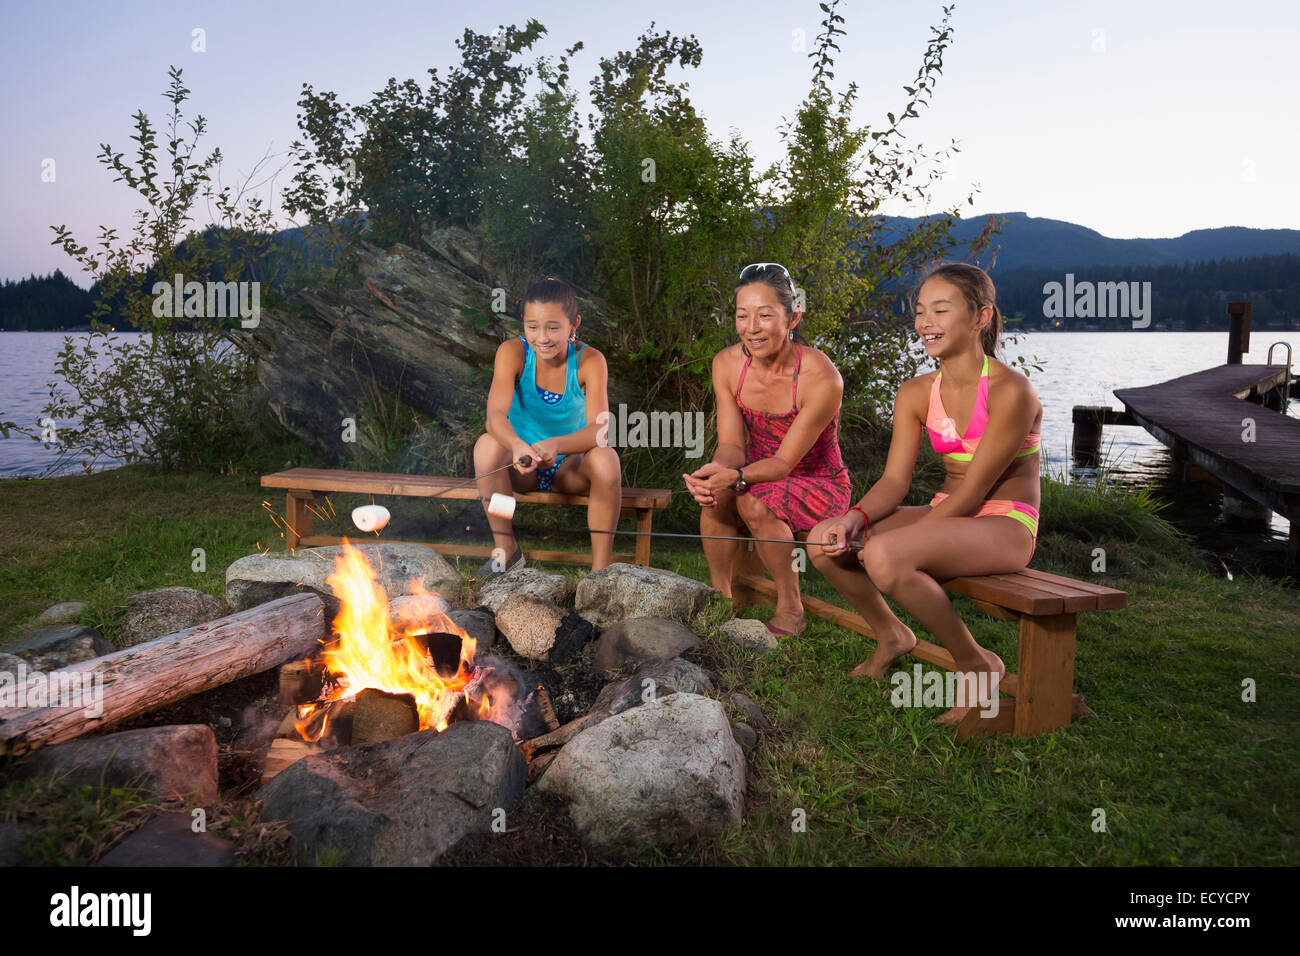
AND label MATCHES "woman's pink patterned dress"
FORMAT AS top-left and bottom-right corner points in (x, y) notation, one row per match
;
(736, 345), (852, 532)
